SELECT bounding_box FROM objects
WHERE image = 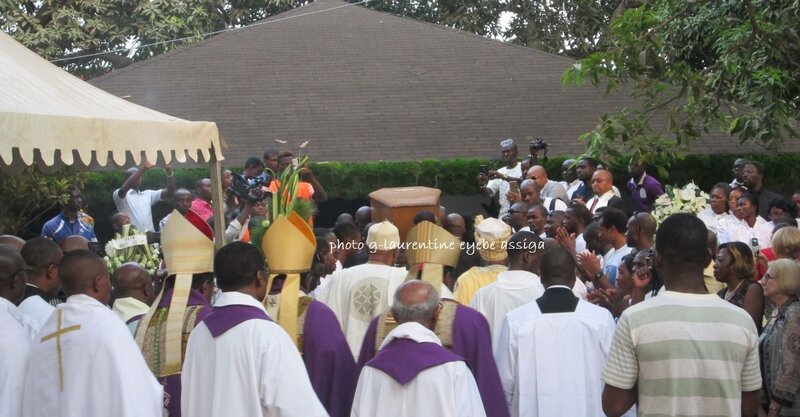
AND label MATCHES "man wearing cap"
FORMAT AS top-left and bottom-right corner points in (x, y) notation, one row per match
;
(358, 220), (510, 417)
(181, 242), (328, 417)
(130, 210), (216, 417)
(479, 139), (524, 219)
(313, 220), (408, 360)
(453, 217), (511, 305)
(470, 231), (546, 345)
